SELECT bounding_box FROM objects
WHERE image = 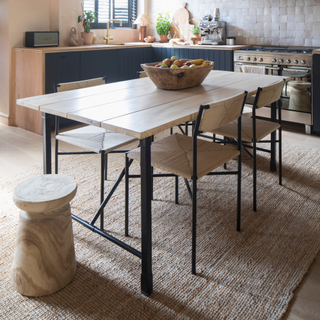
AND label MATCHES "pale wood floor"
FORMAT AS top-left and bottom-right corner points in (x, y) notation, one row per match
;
(0, 121), (319, 319)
